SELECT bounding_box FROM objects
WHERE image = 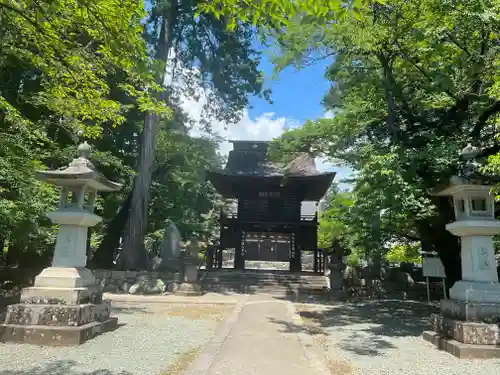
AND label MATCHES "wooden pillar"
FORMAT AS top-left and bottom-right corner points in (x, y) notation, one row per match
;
(216, 247), (223, 269)
(289, 230), (302, 272)
(313, 248), (318, 273)
(234, 228), (245, 269)
(206, 246), (214, 270)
